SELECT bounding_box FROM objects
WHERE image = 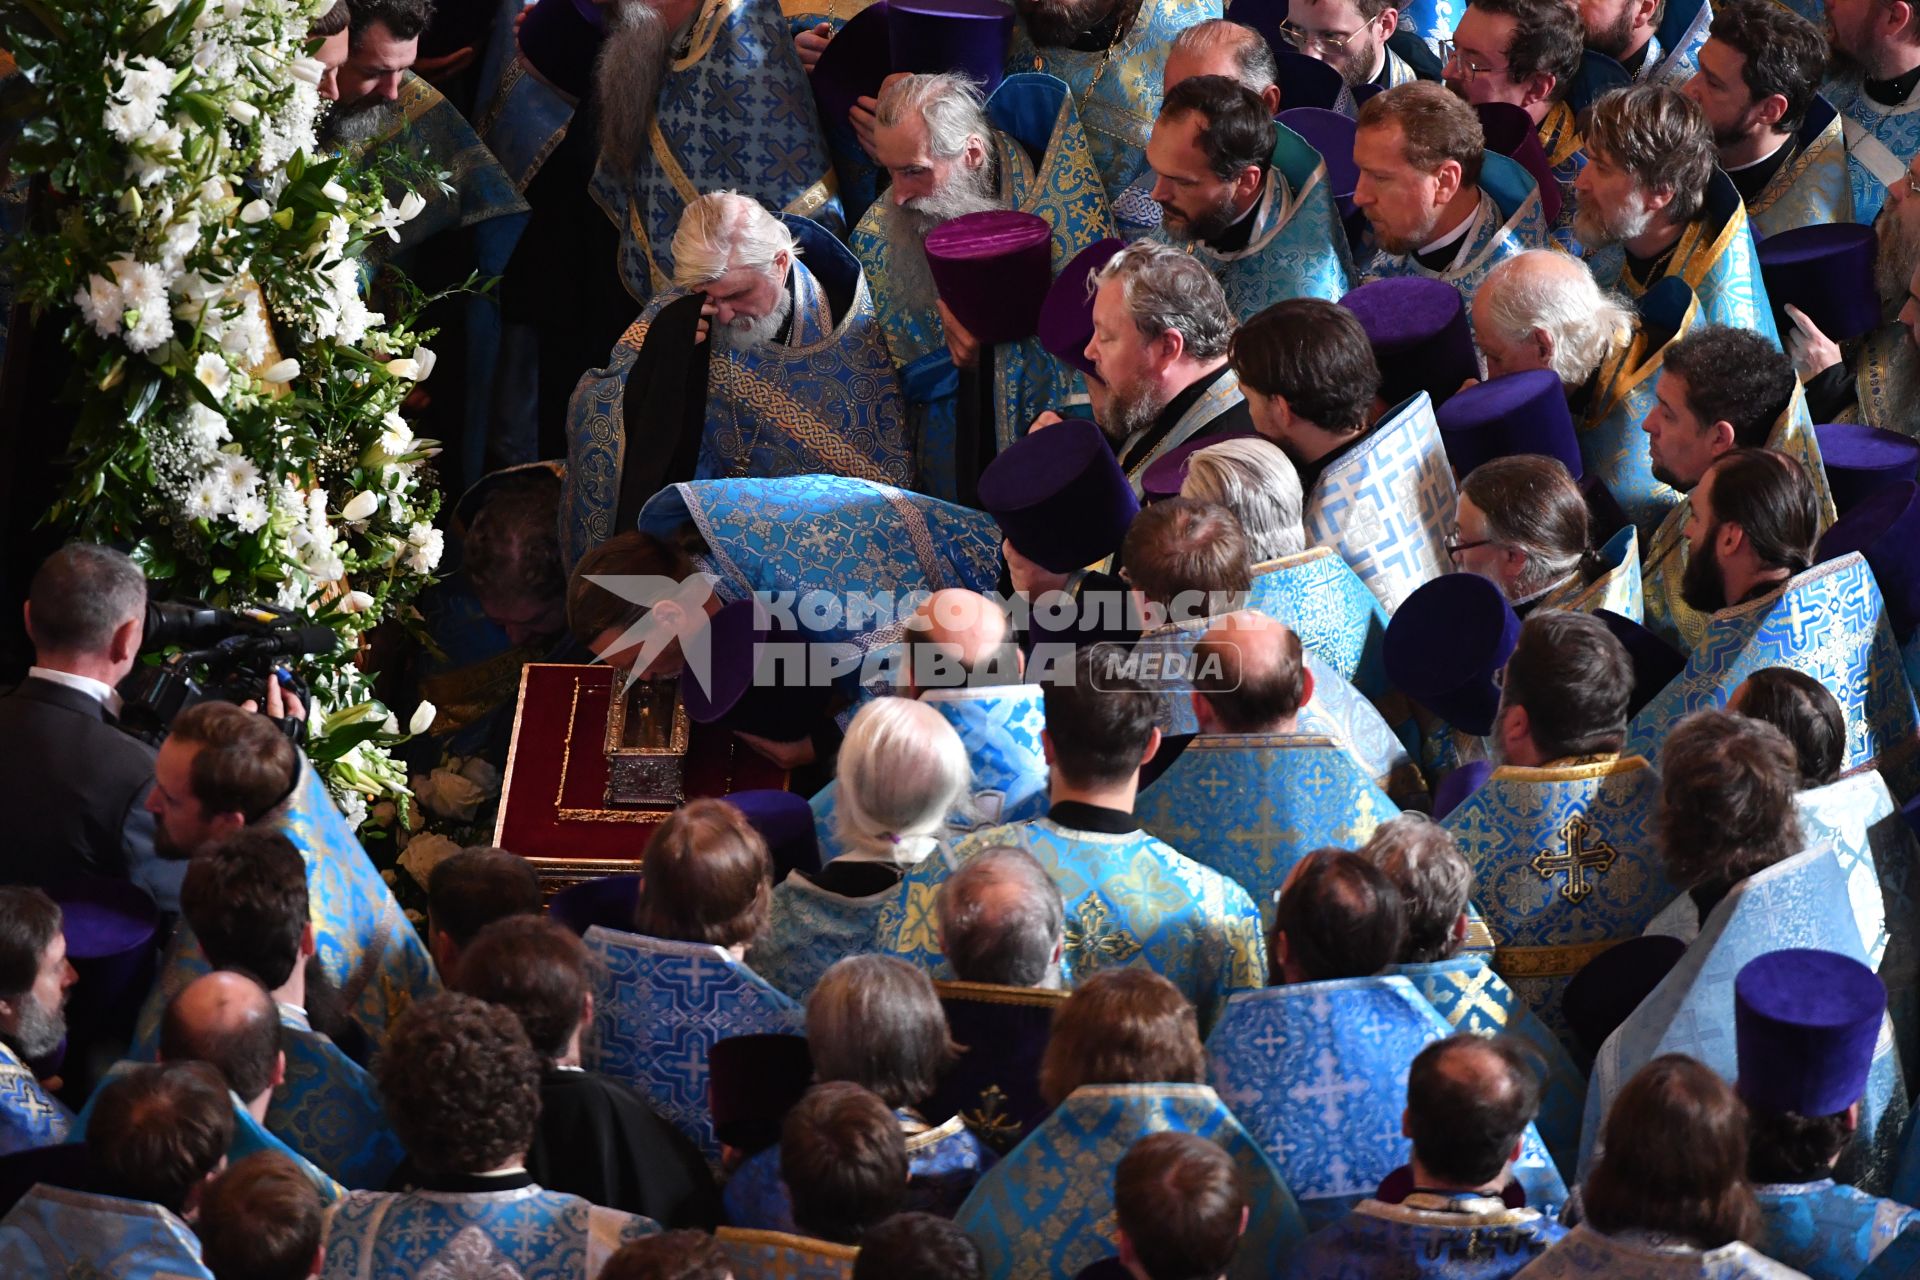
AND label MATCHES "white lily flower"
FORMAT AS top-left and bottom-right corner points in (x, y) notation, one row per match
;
(410, 345), (436, 380)
(239, 198), (272, 224)
(321, 180), (349, 203)
(408, 701), (438, 735)
(289, 56), (325, 86)
(259, 357), (300, 383)
(339, 589), (375, 614)
(384, 357), (421, 380)
(193, 352), (231, 398)
(396, 191), (427, 222)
